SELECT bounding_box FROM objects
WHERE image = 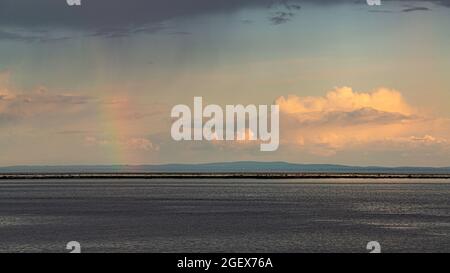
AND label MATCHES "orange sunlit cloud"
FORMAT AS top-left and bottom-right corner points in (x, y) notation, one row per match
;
(276, 87), (450, 156)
